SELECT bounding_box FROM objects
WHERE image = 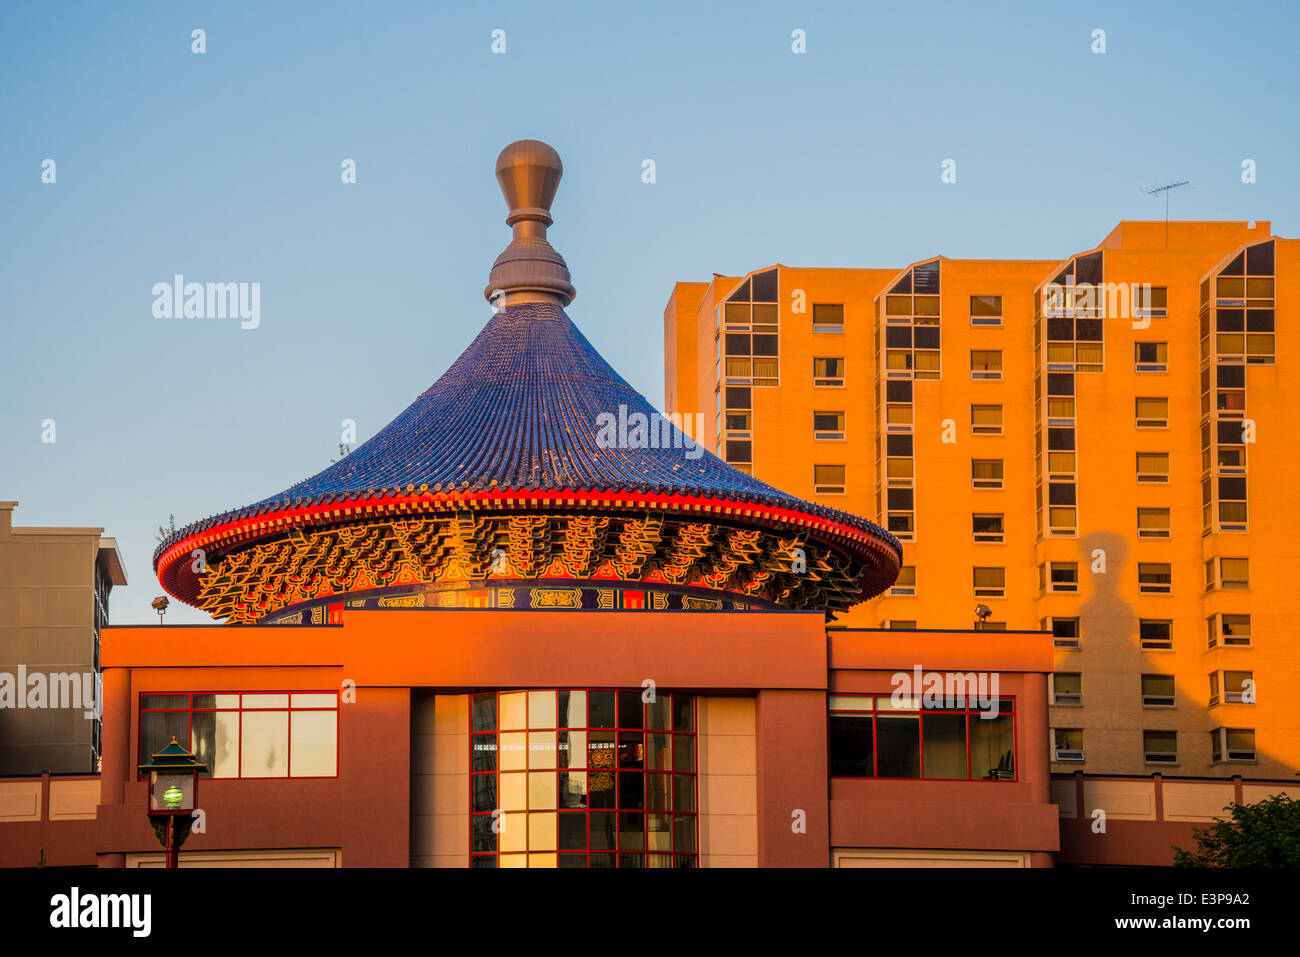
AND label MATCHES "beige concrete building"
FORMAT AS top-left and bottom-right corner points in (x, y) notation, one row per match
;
(0, 501), (126, 774)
